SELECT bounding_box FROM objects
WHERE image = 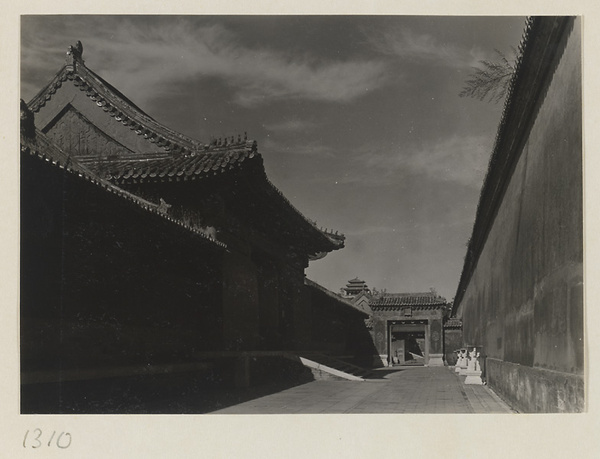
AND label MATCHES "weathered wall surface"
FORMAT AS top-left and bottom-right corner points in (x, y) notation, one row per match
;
(222, 251), (260, 350)
(486, 358), (584, 412)
(443, 328), (463, 365)
(457, 18), (583, 412)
